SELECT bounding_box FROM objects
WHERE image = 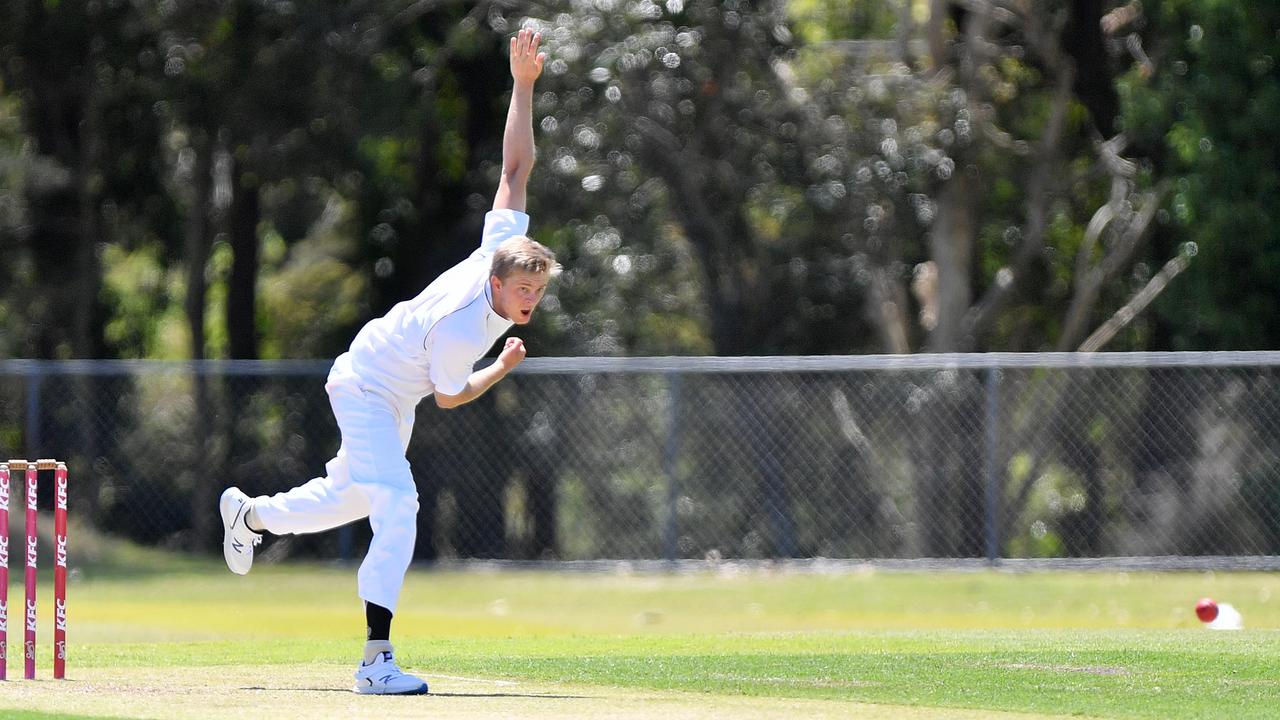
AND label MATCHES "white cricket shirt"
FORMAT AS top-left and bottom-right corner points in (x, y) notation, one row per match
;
(343, 209), (526, 403)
